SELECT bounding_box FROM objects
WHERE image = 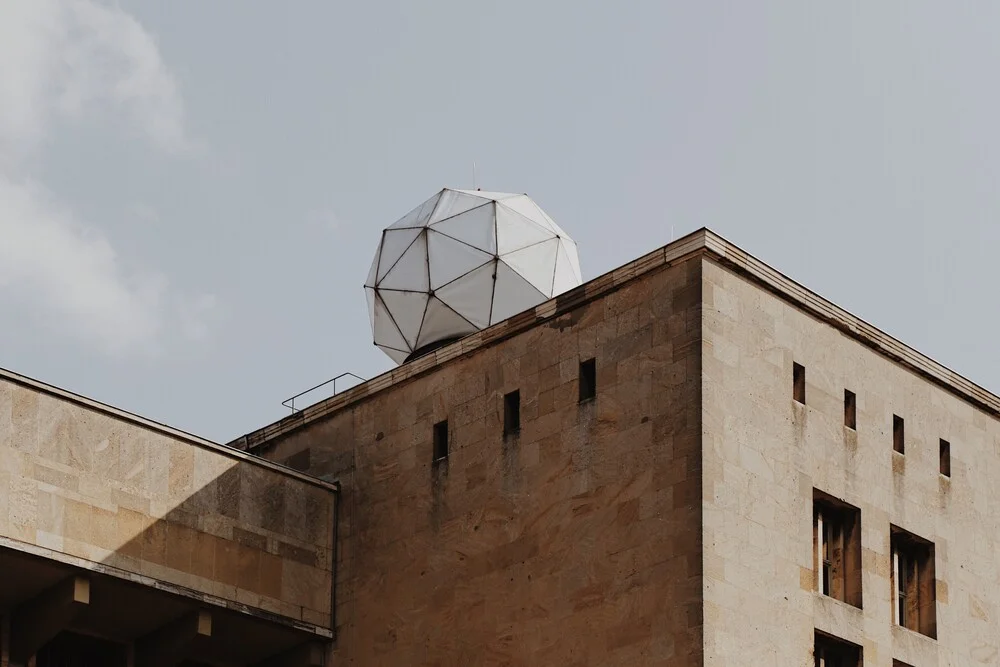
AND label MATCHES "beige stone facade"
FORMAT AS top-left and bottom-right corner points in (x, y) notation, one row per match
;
(3, 228), (997, 665)
(239, 230), (1000, 665)
(248, 258), (705, 665)
(701, 255), (997, 665)
(0, 369), (335, 665)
